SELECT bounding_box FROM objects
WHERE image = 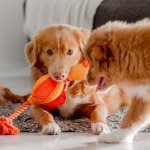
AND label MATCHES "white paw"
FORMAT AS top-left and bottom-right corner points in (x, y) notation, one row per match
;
(98, 129), (134, 143)
(91, 122), (110, 135)
(41, 123), (61, 135)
